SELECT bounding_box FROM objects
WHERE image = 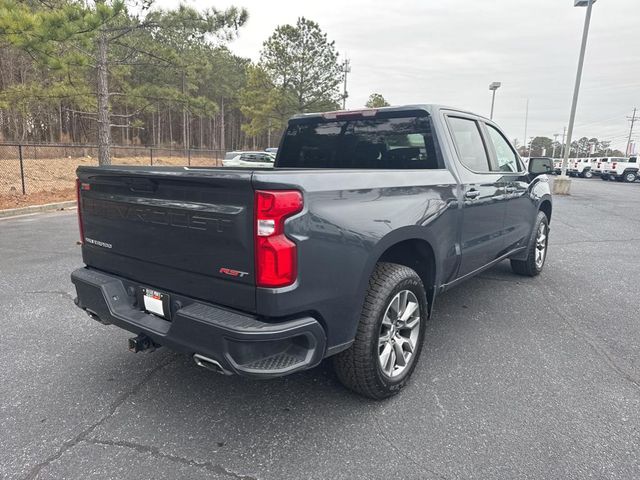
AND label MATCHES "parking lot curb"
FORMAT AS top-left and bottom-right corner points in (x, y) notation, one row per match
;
(0, 201), (77, 219)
